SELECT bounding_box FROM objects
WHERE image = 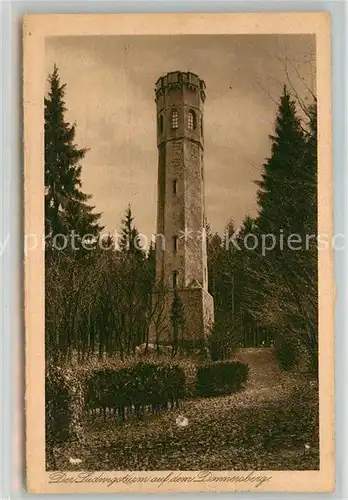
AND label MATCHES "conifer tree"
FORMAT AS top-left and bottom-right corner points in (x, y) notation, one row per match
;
(119, 204), (144, 257)
(252, 87), (318, 372)
(146, 239), (157, 281)
(206, 225), (222, 298)
(44, 65), (102, 240)
(171, 290), (185, 355)
(256, 85), (306, 235)
(300, 103), (317, 236)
